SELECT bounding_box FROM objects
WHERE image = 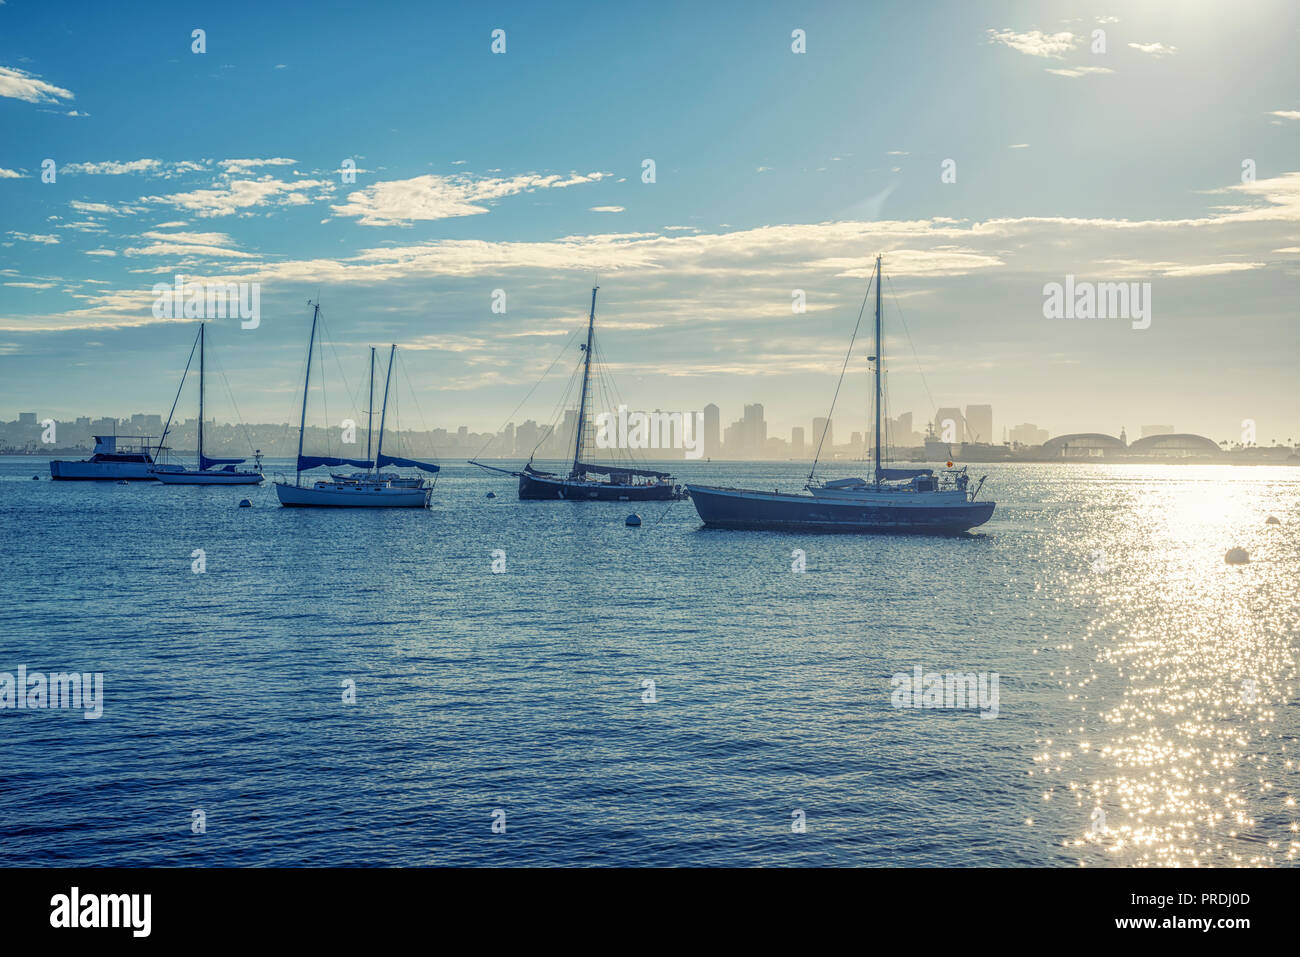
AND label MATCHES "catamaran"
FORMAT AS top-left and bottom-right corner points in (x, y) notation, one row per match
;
(687, 256), (995, 534)
(470, 286), (684, 501)
(275, 301), (438, 508)
(151, 322), (264, 485)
